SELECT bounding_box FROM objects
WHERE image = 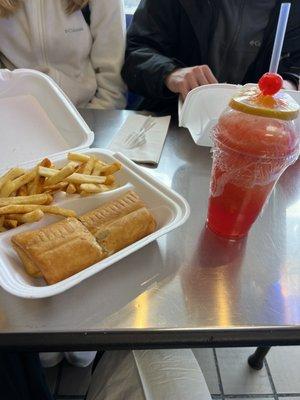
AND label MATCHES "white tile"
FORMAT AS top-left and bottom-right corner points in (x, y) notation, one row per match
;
(225, 398), (274, 400)
(279, 398), (300, 400)
(192, 348), (220, 394)
(58, 362), (92, 396)
(267, 346), (300, 394)
(43, 366), (58, 393)
(216, 348), (272, 395)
